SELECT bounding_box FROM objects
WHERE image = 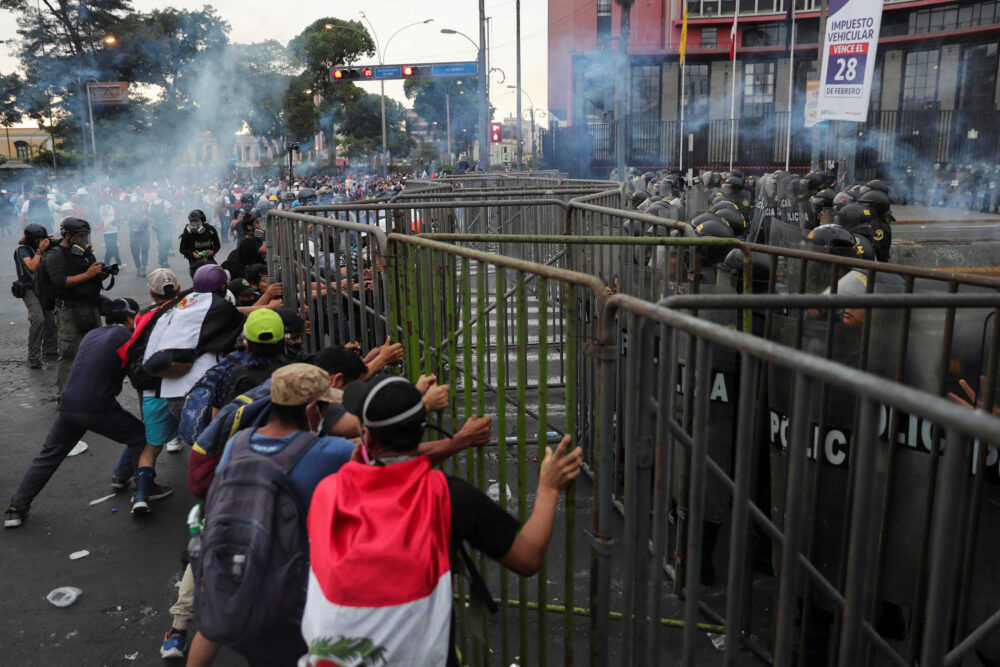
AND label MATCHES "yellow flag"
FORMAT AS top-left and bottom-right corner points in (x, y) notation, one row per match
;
(679, 4), (689, 67)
